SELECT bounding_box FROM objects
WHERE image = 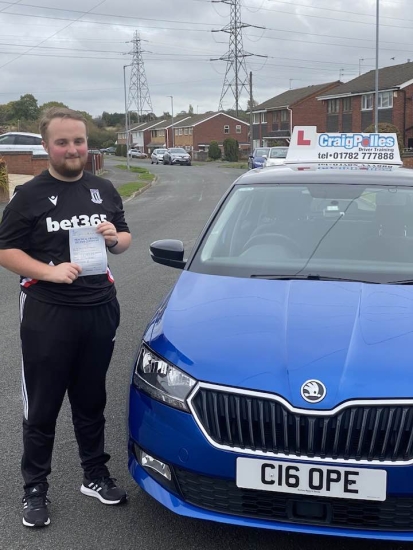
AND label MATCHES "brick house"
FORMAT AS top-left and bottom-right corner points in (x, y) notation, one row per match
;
(117, 119), (162, 149)
(317, 62), (413, 148)
(251, 81), (341, 148)
(144, 116), (192, 153)
(170, 112), (250, 152)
